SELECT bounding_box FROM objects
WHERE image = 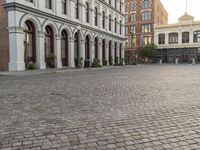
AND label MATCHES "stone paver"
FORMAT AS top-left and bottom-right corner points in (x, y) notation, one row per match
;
(1, 65), (200, 150)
